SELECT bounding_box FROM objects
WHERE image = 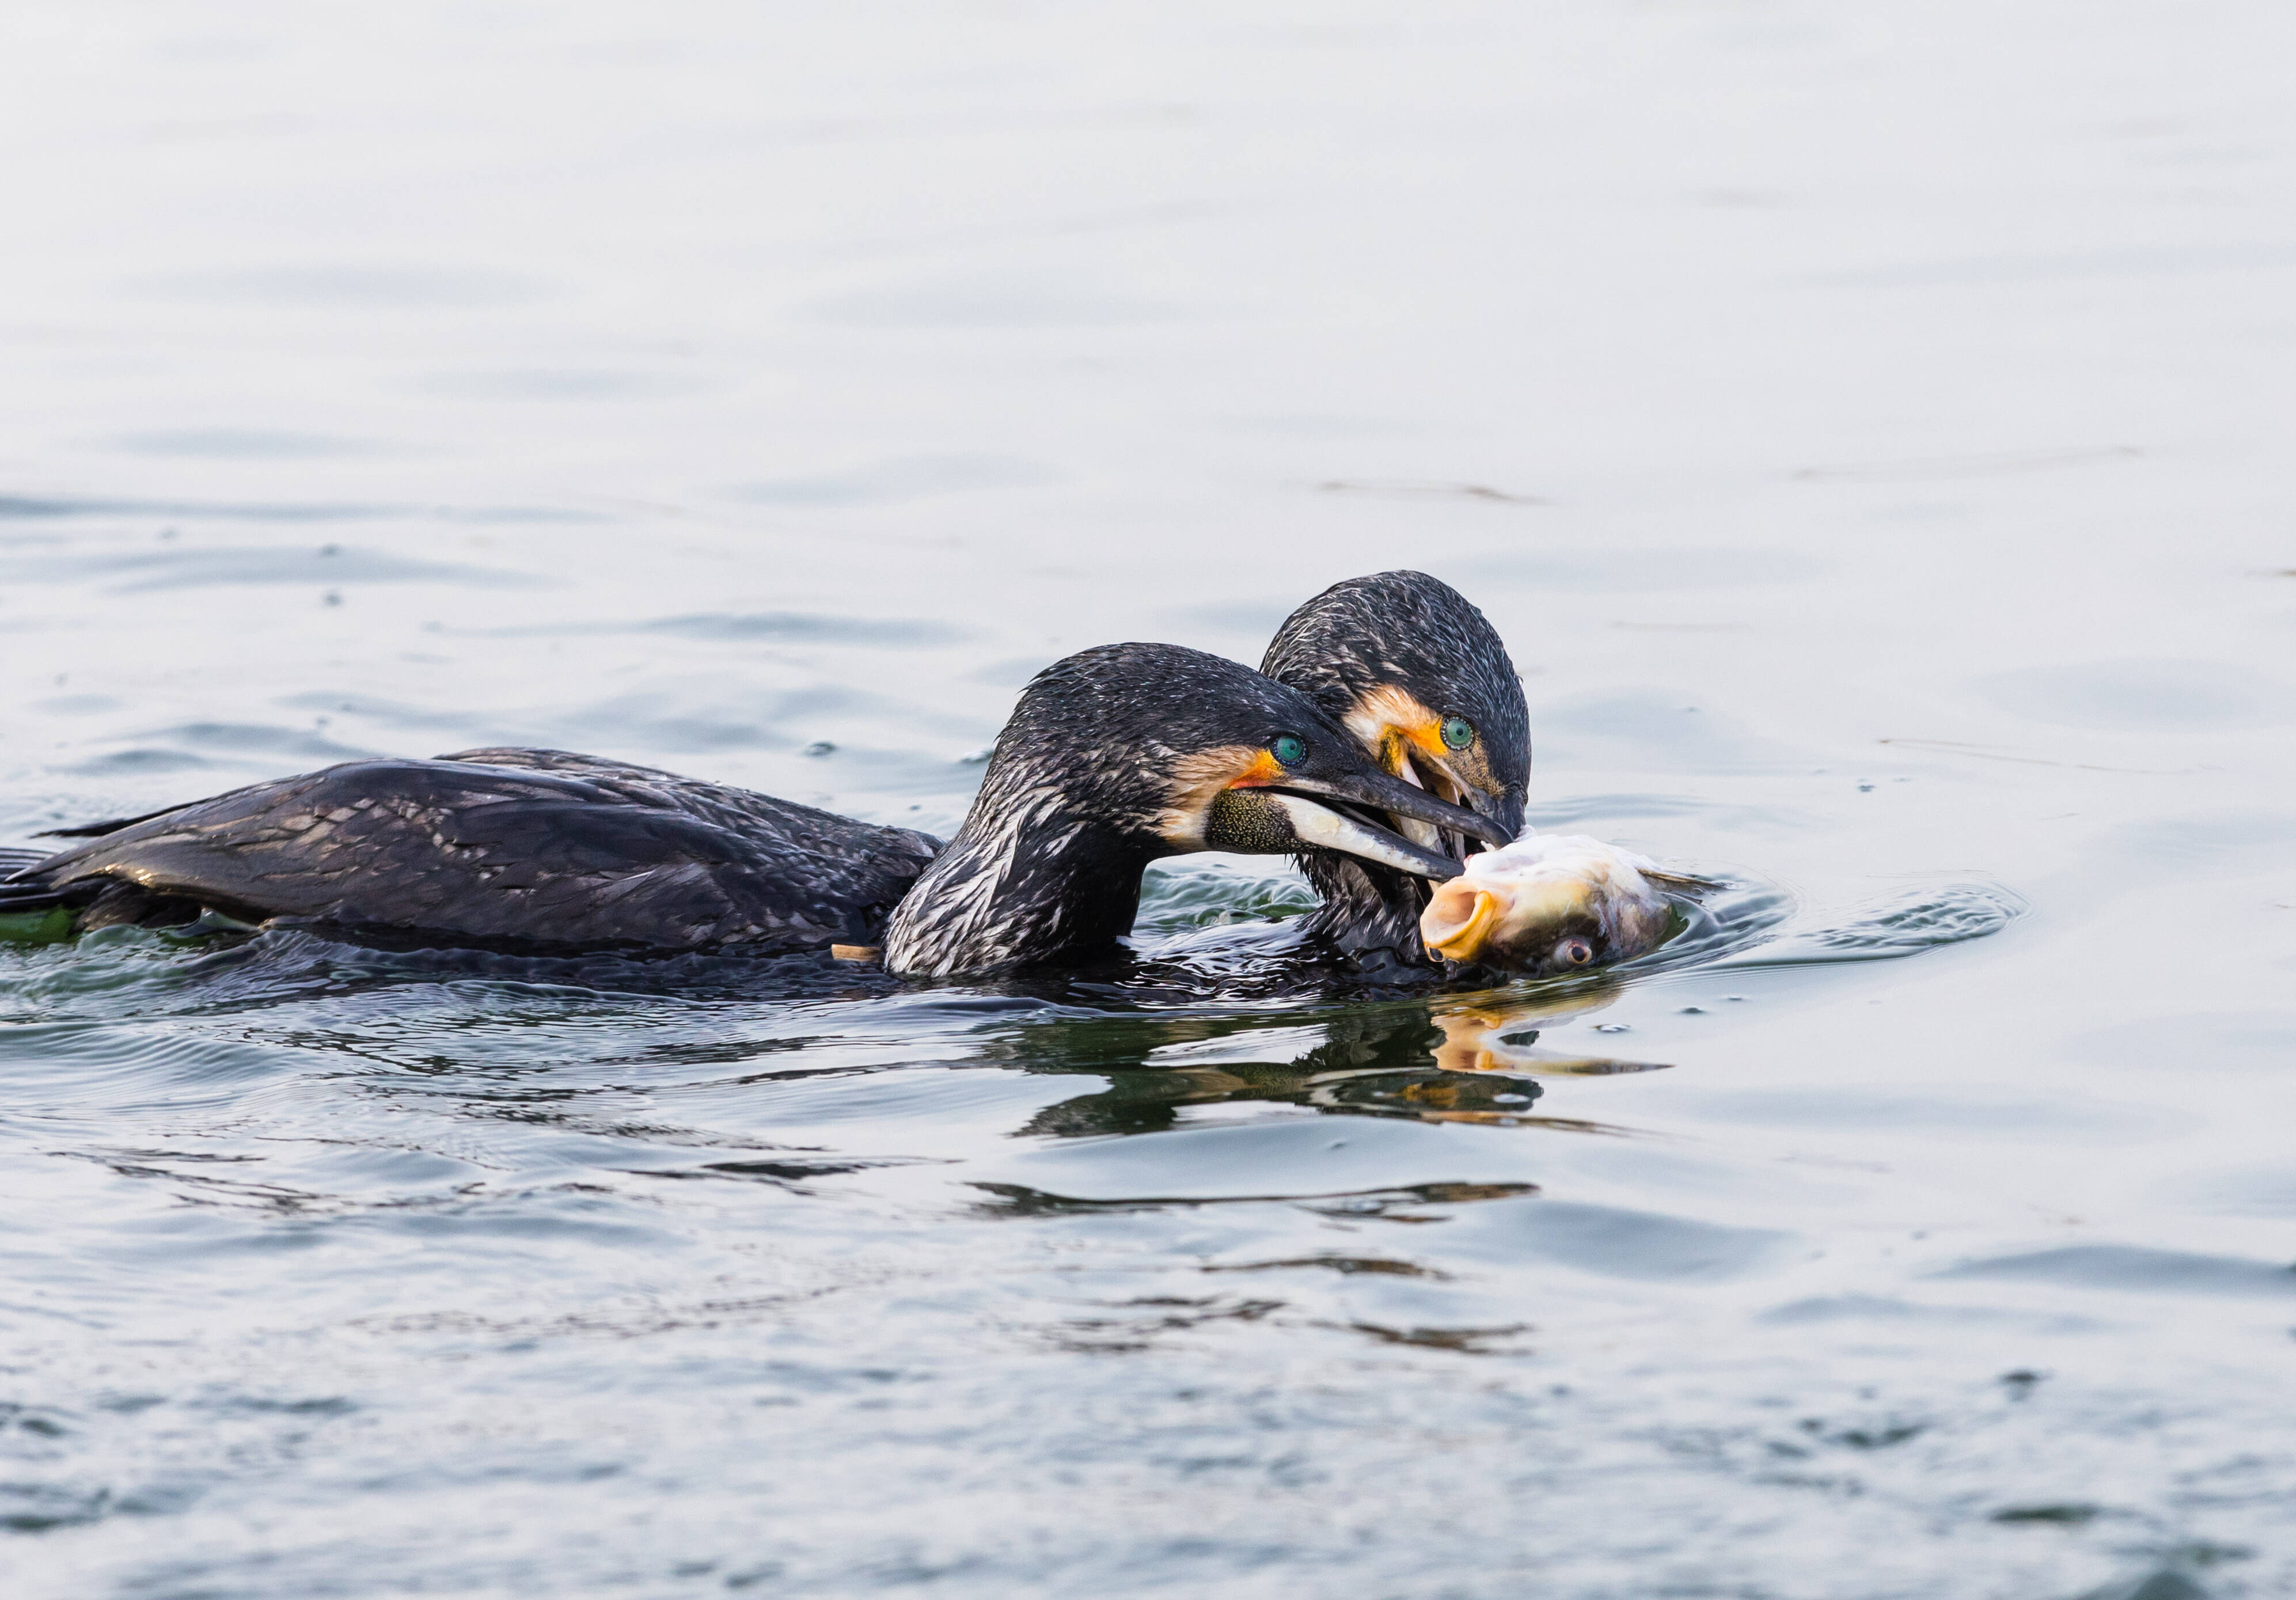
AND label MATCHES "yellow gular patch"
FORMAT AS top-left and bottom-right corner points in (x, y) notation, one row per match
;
(1344, 685), (1441, 768)
(1346, 683), (1505, 799)
(1403, 723), (1453, 764)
